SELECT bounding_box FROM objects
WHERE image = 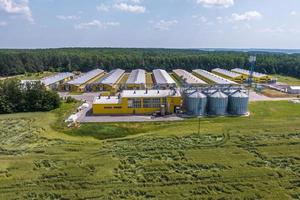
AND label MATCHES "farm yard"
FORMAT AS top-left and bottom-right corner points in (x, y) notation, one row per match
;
(0, 101), (300, 199)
